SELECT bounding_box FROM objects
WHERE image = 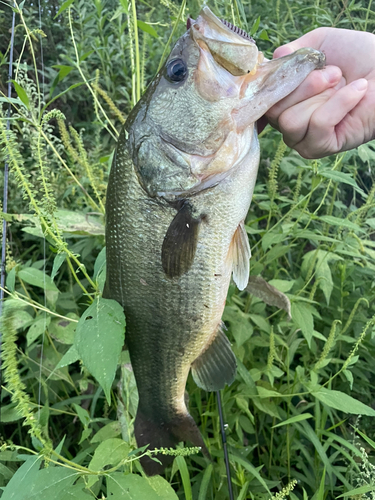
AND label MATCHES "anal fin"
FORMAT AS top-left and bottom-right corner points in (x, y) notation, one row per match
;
(191, 324), (236, 392)
(228, 222), (251, 291)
